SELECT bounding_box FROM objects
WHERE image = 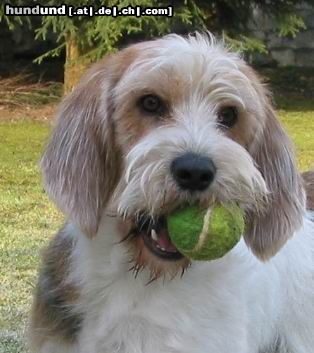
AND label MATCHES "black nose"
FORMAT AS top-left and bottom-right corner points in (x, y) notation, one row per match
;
(171, 153), (216, 192)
